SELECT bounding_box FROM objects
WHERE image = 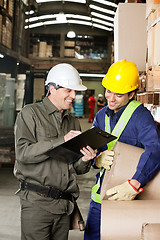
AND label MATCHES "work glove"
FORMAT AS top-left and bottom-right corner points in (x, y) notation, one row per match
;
(106, 180), (143, 201)
(95, 150), (114, 170)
